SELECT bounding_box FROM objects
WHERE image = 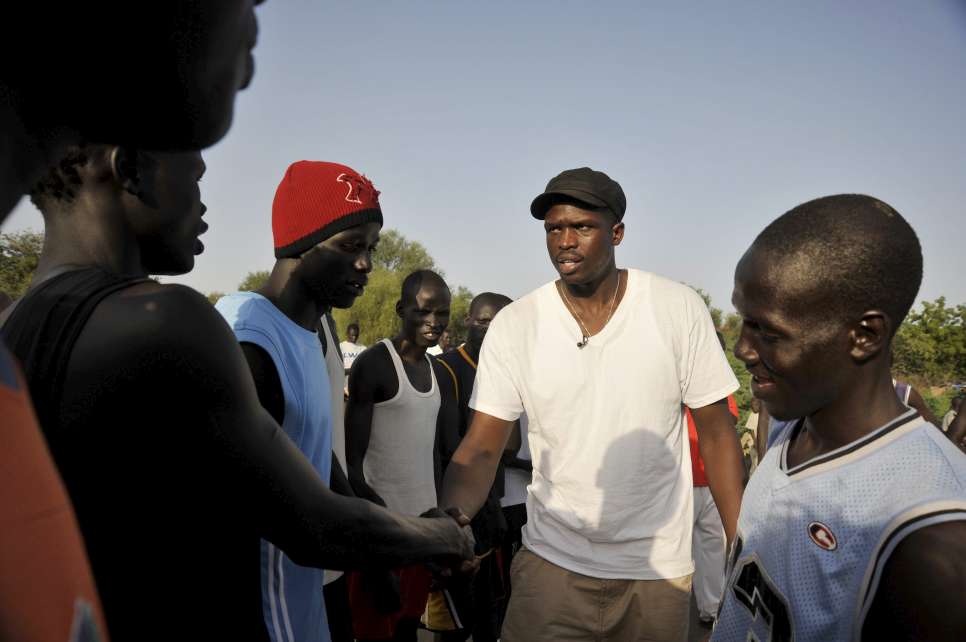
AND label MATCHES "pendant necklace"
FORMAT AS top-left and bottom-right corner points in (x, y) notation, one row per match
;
(558, 270), (623, 349)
